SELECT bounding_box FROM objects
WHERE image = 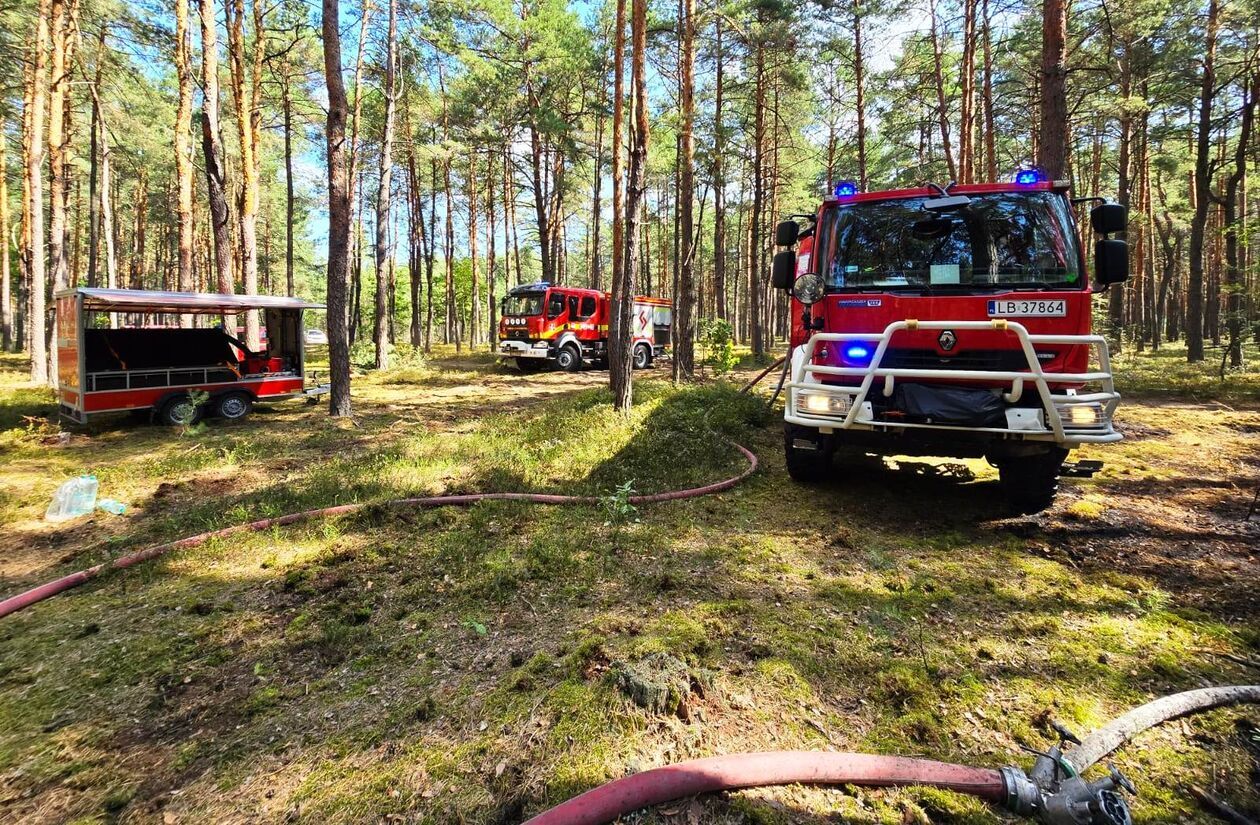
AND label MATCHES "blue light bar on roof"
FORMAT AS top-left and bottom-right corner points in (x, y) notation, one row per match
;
(1013, 167), (1046, 185)
(833, 180), (858, 198)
